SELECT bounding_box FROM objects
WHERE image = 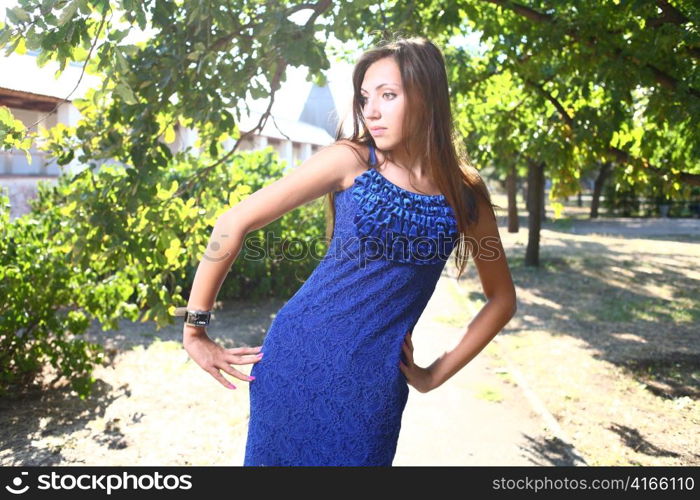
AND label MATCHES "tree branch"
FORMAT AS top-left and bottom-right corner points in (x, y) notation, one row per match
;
(479, 0), (700, 97)
(172, 0), (334, 199)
